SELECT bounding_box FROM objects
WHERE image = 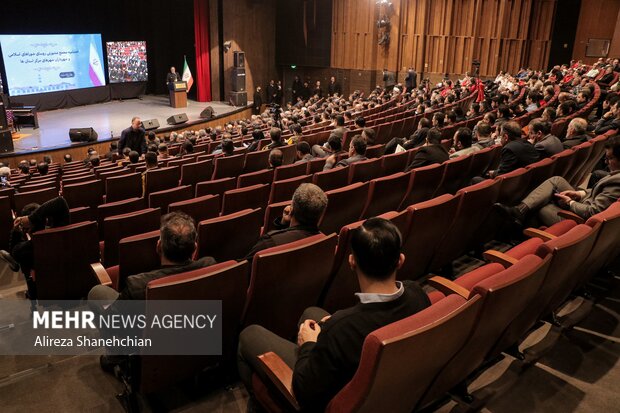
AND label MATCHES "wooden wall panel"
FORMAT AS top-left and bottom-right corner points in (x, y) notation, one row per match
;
(572, 0), (620, 63)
